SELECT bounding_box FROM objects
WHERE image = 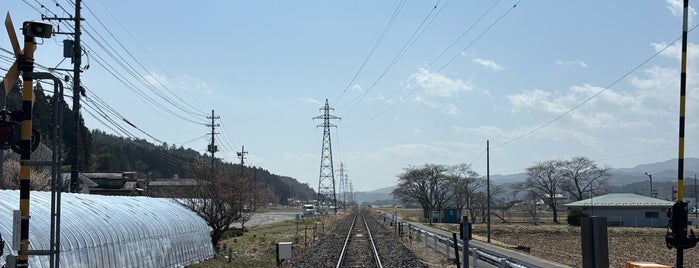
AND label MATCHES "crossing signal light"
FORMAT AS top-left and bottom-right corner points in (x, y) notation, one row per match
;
(22, 21), (52, 38)
(0, 110), (19, 150)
